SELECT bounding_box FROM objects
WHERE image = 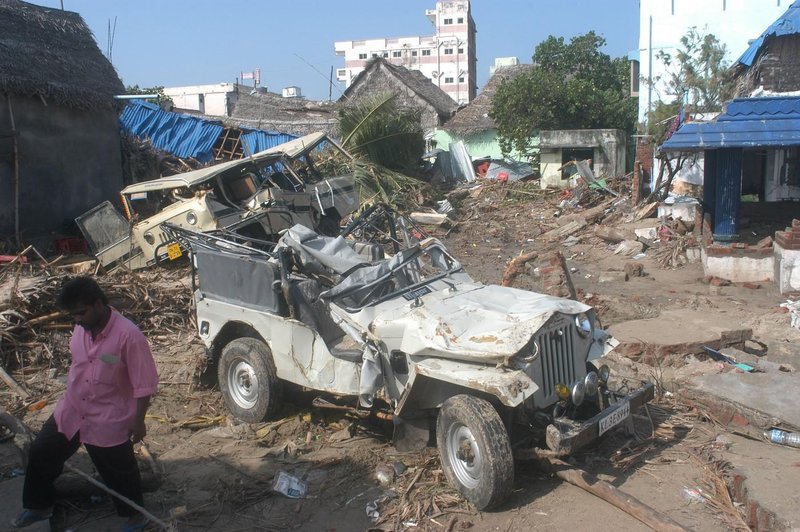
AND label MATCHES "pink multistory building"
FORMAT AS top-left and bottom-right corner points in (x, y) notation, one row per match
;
(334, 0), (477, 104)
